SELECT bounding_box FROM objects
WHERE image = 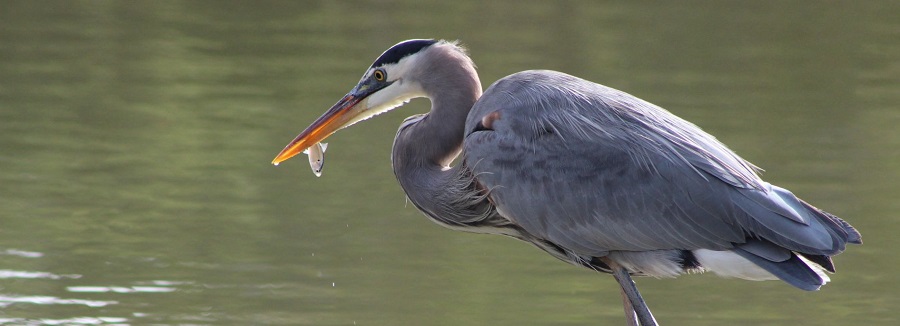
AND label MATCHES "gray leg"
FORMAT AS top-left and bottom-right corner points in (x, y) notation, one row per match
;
(602, 257), (658, 326)
(619, 285), (639, 326)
